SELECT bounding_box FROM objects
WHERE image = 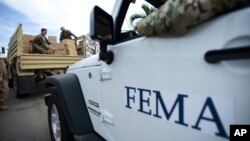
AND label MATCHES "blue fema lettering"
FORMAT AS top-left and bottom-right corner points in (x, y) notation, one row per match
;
(125, 86), (228, 139)
(137, 88), (152, 115)
(125, 86), (136, 109)
(153, 90), (188, 126)
(125, 86), (188, 126)
(191, 97), (228, 138)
